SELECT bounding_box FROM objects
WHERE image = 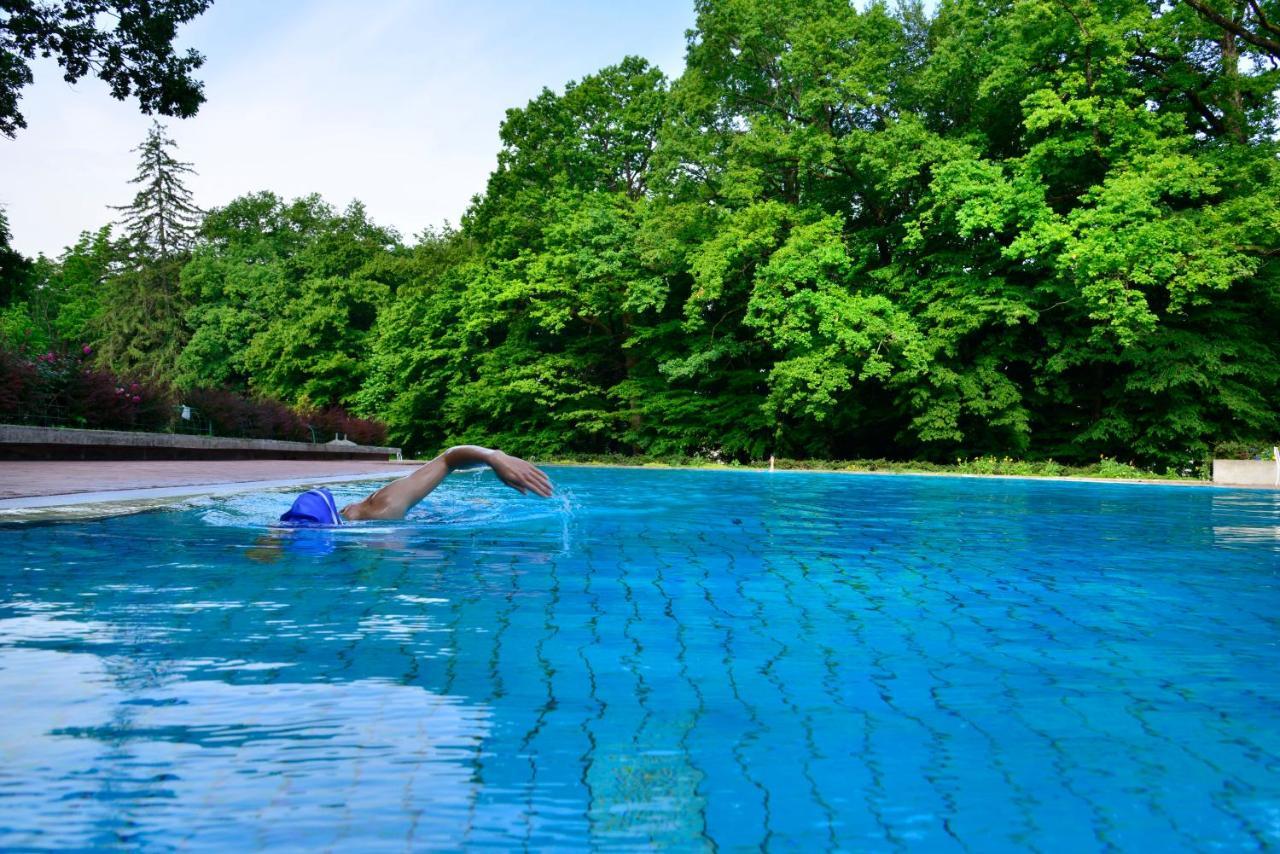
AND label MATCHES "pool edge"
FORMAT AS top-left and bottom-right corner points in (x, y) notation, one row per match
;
(0, 471), (402, 523)
(537, 461), (1243, 489)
